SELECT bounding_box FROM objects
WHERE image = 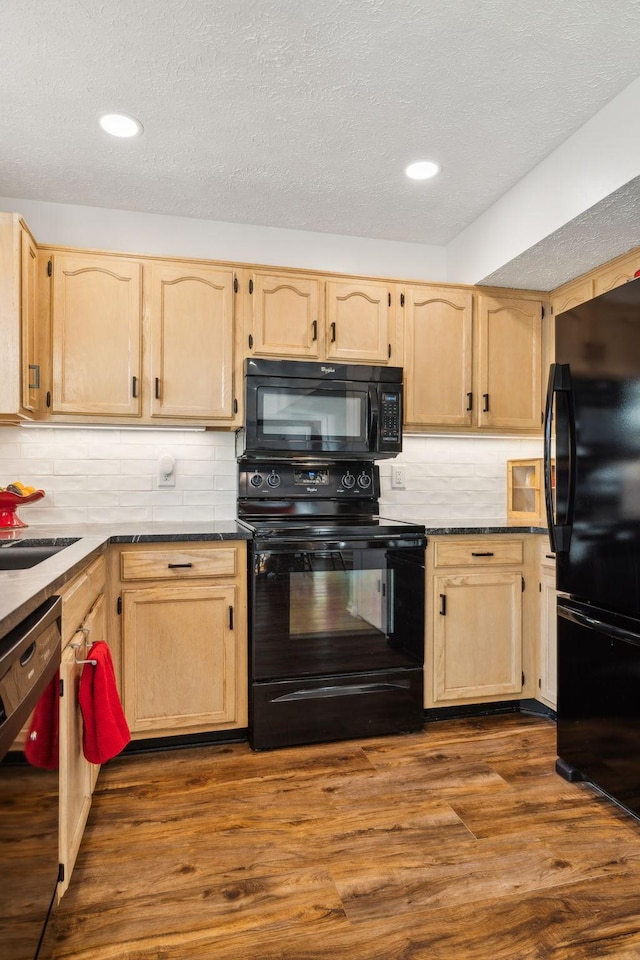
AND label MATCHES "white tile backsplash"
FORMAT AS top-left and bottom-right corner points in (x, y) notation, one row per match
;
(0, 425), (543, 525)
(378, 435), (544, 521)
(0, 425), (238, 525)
